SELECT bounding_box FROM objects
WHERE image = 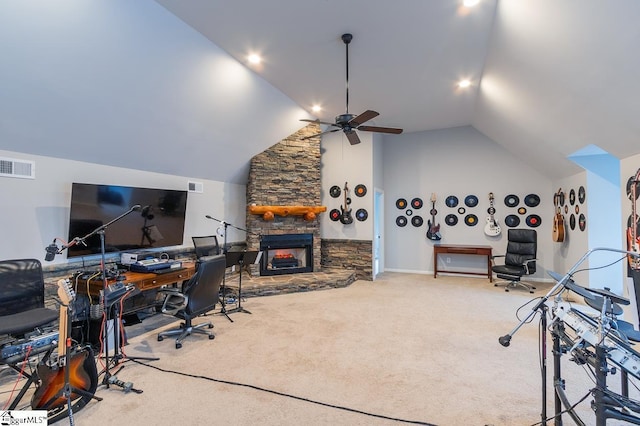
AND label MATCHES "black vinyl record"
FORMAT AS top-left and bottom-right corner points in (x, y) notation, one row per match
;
(627, 177), (640, 201)
(355, 208), (368, 221)
(504, 194), (519, 208)
(524, 194), (540, 207)
(411, 216), (424, 227)
(396, 216), (408, 227)
(329, 209), (341, 221)
(518, 207), (527, 215)
(569, 189), (576, 205)
(569, 214), (576, 230)
(411, 197), (423, 209)
(396, 198), (407, 209)
(464, 214), (478, 226)
(445, 214), (458, 226)
(329, 185), (341, 198)
(354, 184), (367, 197)
(457, 207), (466, 215)
(464, 195), (479, 208)
(405, 209), (413, 216)
(525, 214), (542, 228)
(579, 214), (586, 231)
(504, 214), (520, 227)
(445, 195), (459, 208)
(578, 186), (586, 204)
